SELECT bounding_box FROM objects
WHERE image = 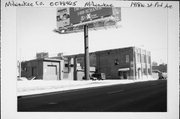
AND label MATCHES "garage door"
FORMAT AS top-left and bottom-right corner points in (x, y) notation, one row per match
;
(44, 65), (58, 80)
